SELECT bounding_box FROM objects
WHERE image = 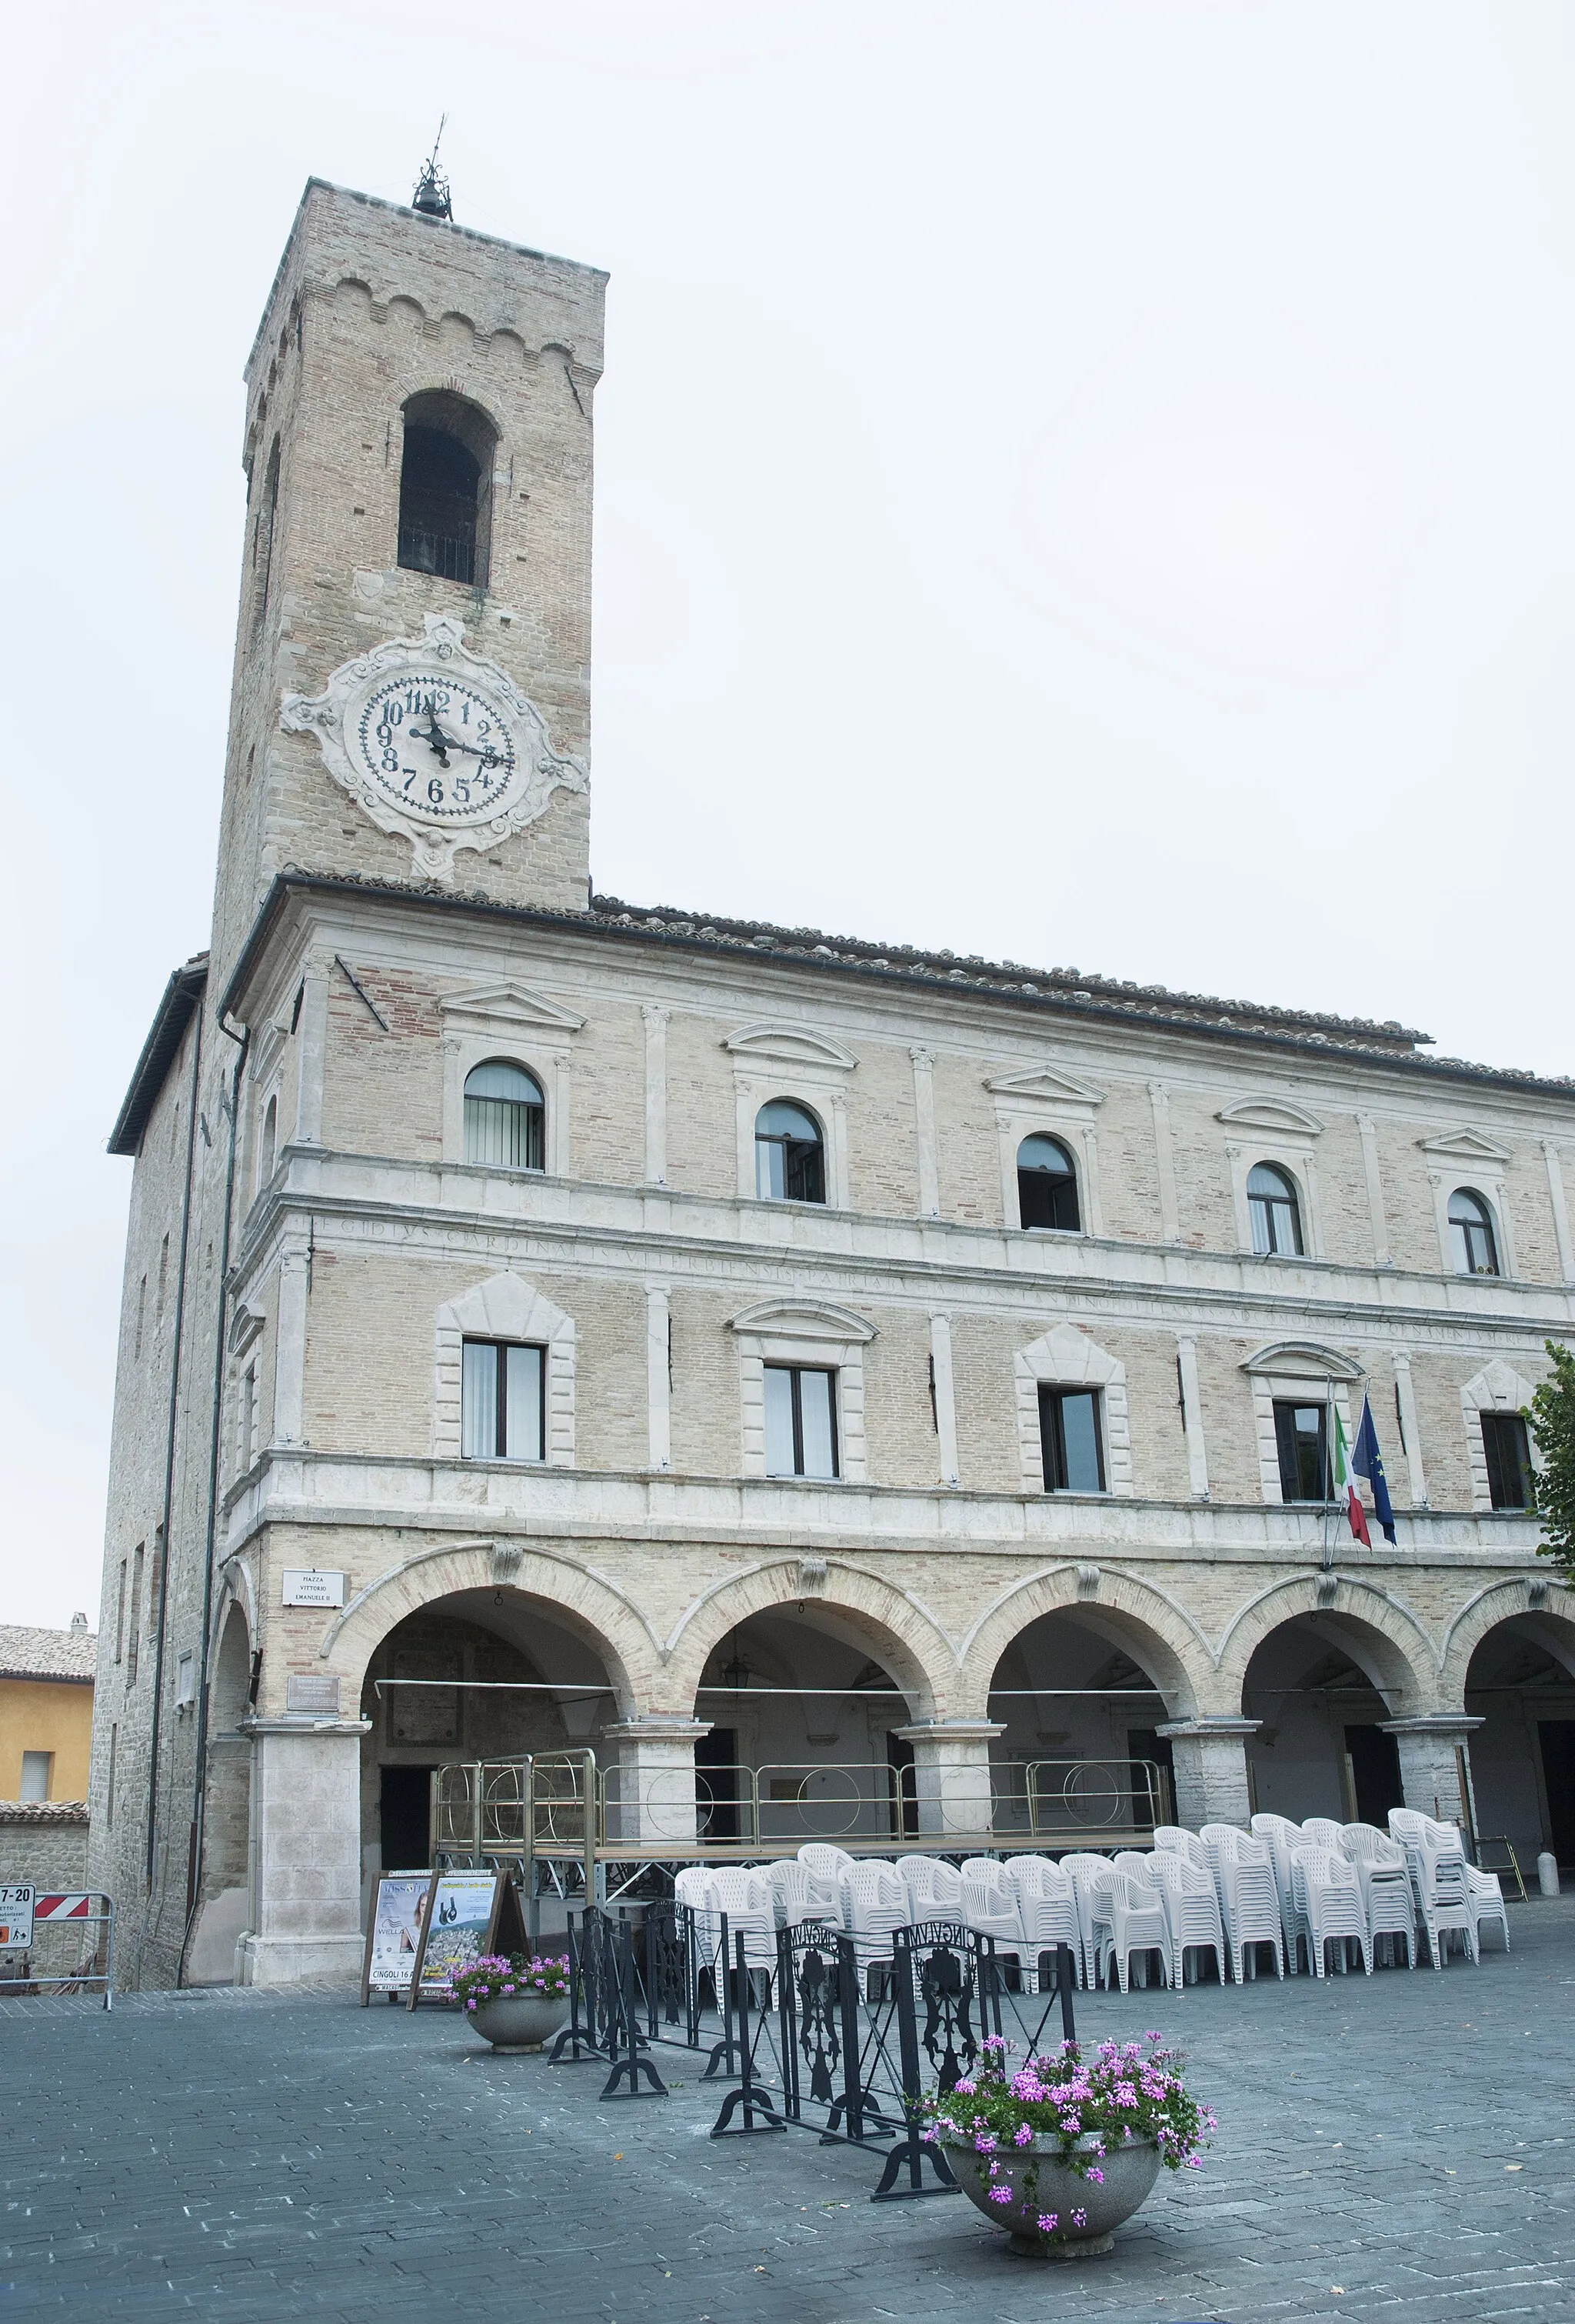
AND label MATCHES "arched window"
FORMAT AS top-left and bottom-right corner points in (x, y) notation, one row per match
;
(1247, 1162), (1303, 1256)
(1449, 1187), (1499, 1277)
(1017, 1133), (1081, 1232)
(397, 390), (497, 586)
(258, 1095), (277, 1189)
(754, 1099), (825, 1203)
(465, 1060), (544, 1171)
